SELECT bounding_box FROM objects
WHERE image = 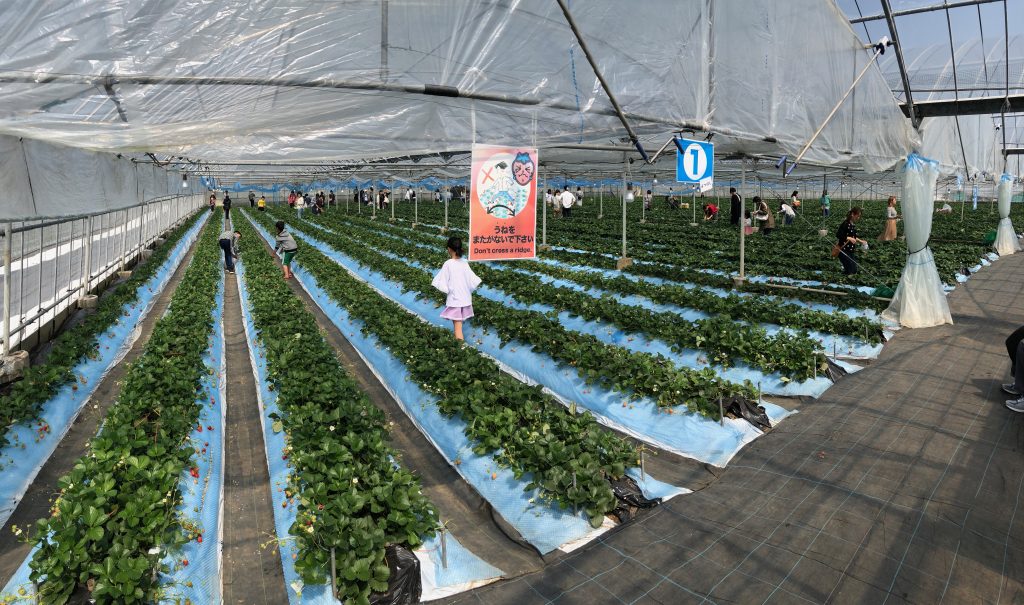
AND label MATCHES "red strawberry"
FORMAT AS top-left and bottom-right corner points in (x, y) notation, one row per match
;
(182, 559), (189, 567)
(197, 535), (203, 544)
(196, 425), (203, 432)
(207, 425), (214, 431)
(189, 467), (199, 479)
